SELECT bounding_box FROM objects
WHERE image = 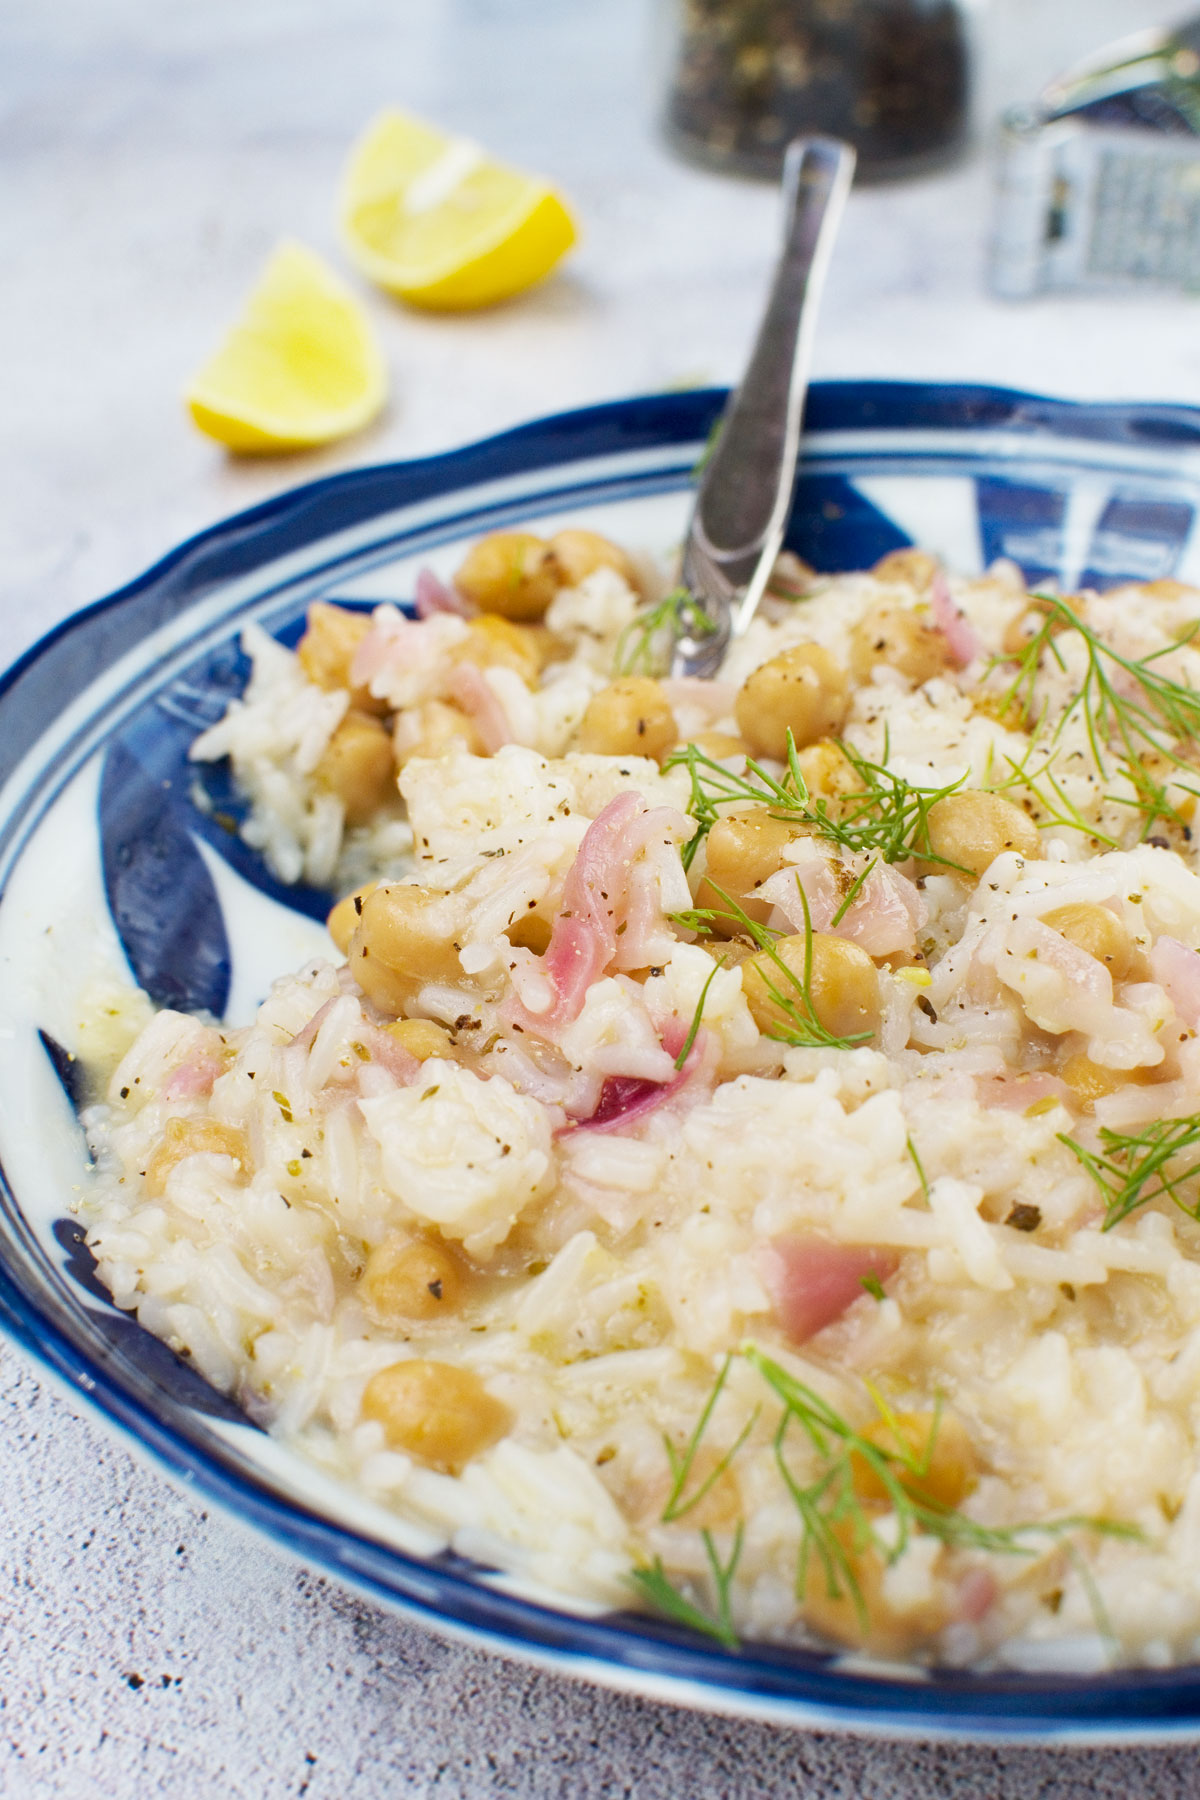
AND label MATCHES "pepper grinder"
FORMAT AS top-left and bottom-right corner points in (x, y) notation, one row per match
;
(661, 0), (977, 181)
